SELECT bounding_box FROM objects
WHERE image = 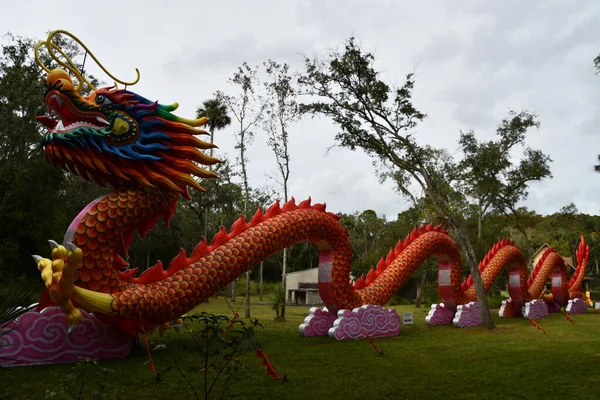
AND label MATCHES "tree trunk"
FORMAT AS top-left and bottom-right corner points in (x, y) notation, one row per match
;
(415, 272), (427, 308)
(245, 270), (251, 318)
(259, 261), (264, 302)
(280, 247), (288, 321)
(451, 218), (495, 329)
(203, 208), (209, 241)
(523, 232), (533, 271)
(477, 203), (483, 242)
(279, 188), (289, 322)
(427, 187), (495, 329)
